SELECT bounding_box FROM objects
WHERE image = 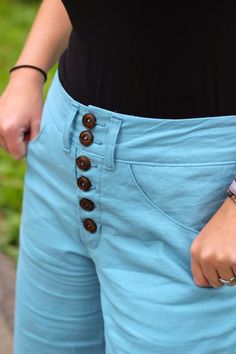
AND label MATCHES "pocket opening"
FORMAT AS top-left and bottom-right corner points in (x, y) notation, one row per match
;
(27, 122), (48, 147)
(128, 163), (201, 234)
(128, 161), (236, 235)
